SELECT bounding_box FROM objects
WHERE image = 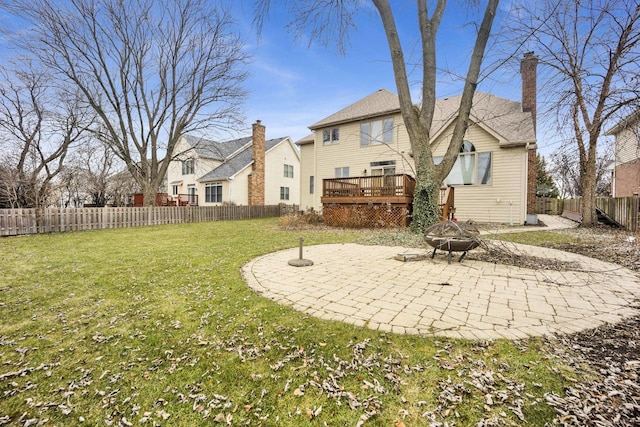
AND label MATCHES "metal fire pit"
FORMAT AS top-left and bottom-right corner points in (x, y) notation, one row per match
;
(424, 220), (480, 264)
